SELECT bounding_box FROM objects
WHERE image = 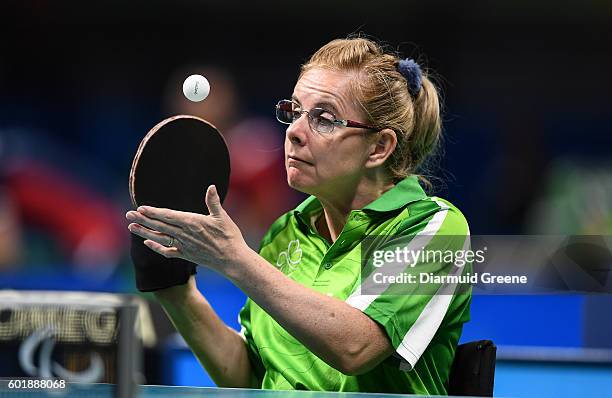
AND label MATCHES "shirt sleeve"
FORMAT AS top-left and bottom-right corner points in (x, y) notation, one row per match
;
(238, 298), (266, 383)
(346, 198), (472, 370)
